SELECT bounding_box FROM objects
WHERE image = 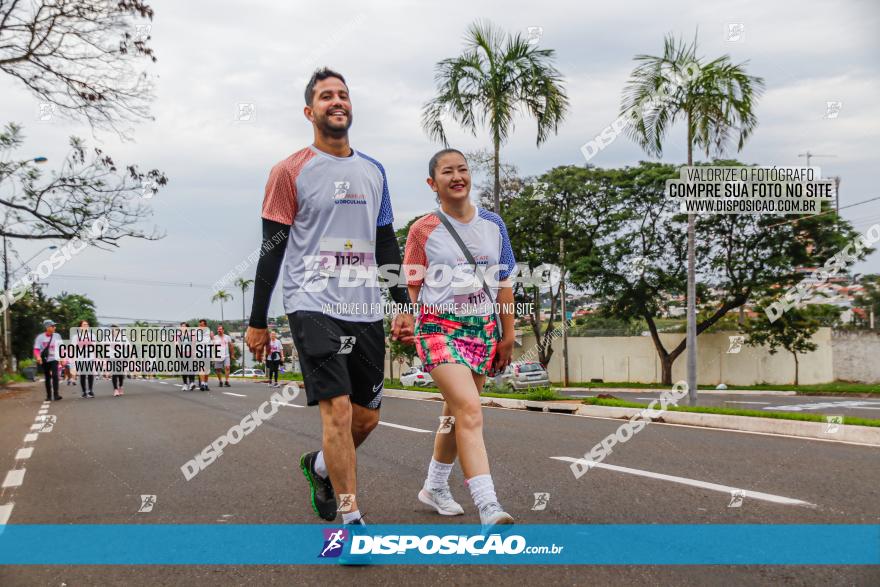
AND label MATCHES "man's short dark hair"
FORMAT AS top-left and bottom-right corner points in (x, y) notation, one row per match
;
(305, 68), (347, 106)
